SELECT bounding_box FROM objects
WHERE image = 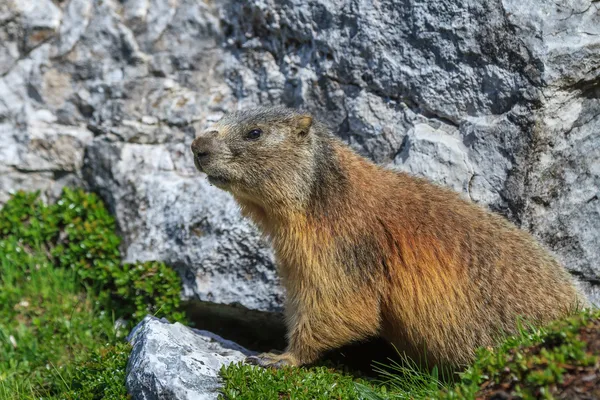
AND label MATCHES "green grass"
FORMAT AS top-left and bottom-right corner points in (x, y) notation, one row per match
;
(219, 350), (447, 400)
(219, 309), (600, 400)
(0, 189), (185, 399)
(2, 189), (598, 400)
(220, 362), (395, 400)
(221, 363), (361, 399)
(442, 308), (600, 399)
